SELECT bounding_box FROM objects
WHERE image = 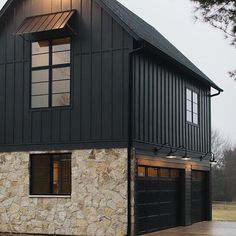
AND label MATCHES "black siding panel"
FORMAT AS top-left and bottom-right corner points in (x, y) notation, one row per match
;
(133, 52), (211, 156)
(0, 0), (133, 152)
